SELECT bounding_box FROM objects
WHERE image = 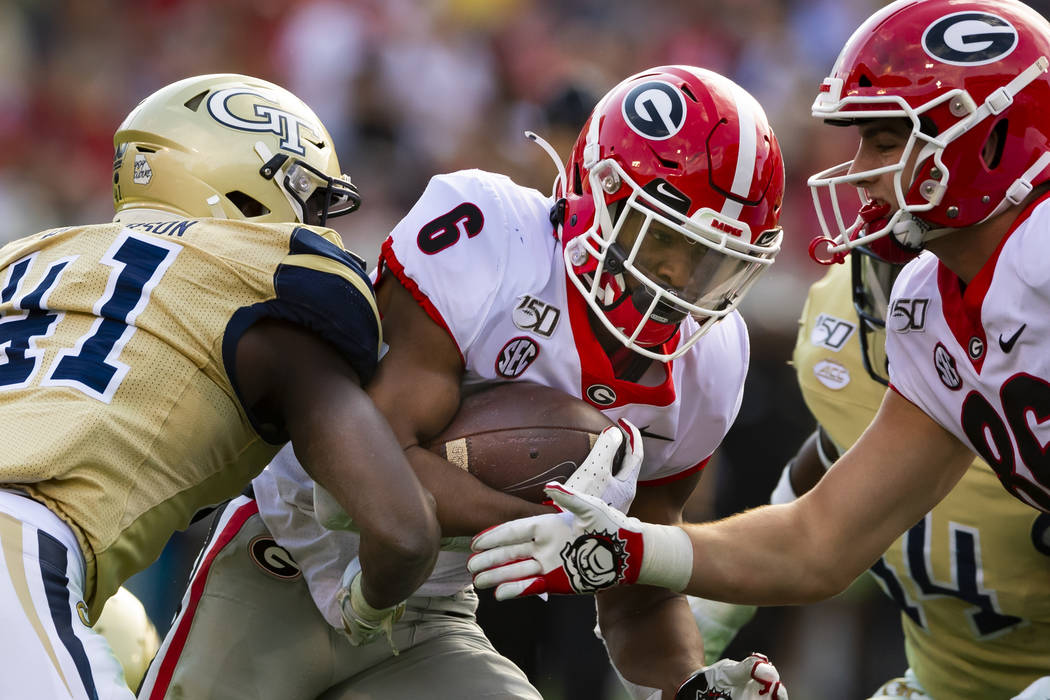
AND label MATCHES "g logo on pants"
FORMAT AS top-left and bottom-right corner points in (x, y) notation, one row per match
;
(249, 536), (302, 580)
